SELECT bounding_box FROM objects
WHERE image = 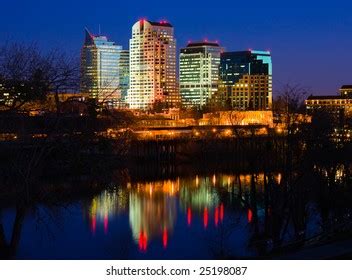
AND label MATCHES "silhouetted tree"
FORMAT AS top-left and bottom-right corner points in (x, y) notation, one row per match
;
(0, 43), (79, 114)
